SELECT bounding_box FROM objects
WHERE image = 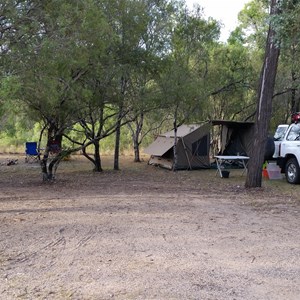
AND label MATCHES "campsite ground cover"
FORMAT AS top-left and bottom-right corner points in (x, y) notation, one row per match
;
(0, 154), (300, 300)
